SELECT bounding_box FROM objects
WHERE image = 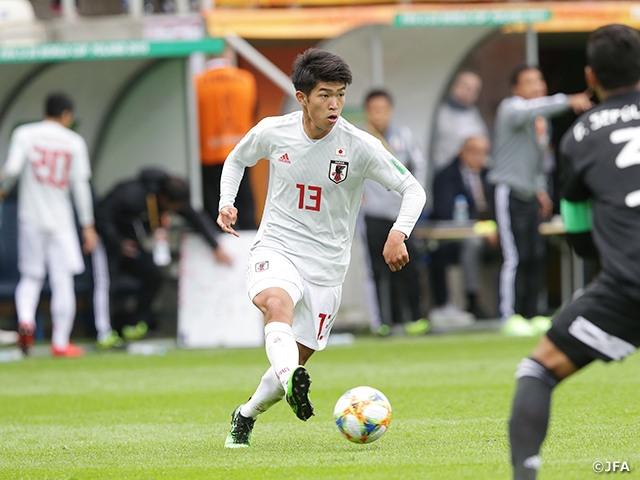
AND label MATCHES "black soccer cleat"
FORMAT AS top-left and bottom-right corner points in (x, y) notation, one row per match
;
(286, 366), (315, 421)
(224, 405), (255, 448)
